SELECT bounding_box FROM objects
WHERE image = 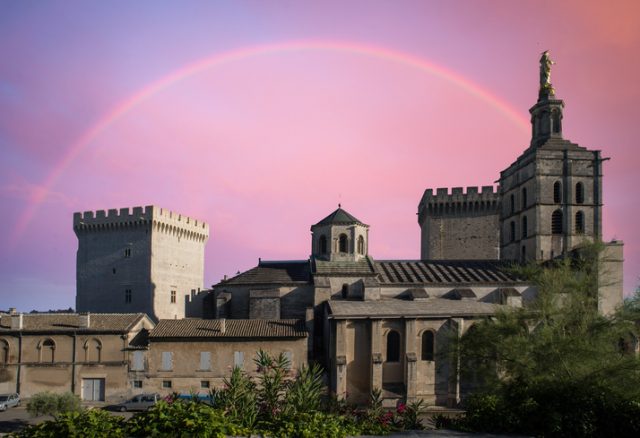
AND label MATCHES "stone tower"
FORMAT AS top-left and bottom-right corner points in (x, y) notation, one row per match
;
(310, 206), (369, 262)
(417, 186), (500, 260)
(499, 53), (604, 262)
(74, 205), (209, 320)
